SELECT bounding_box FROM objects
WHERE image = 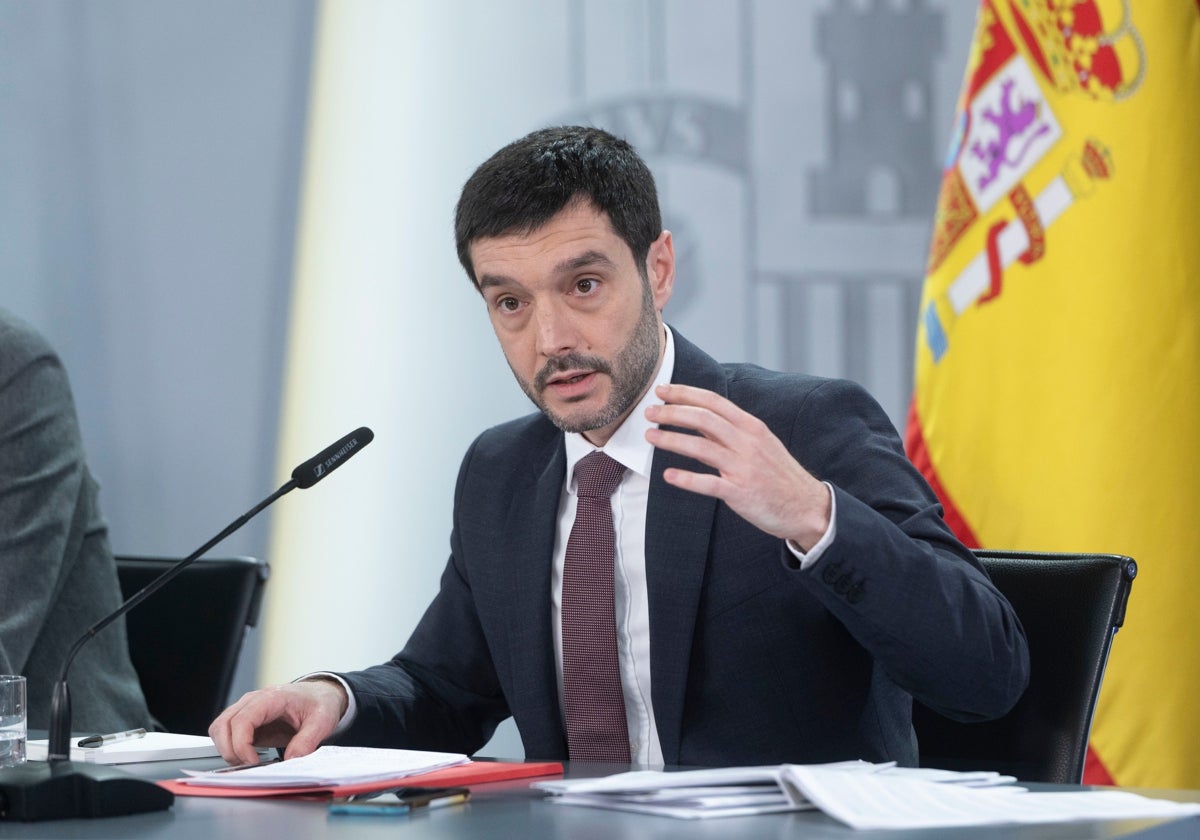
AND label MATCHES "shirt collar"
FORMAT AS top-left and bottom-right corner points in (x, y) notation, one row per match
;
(564, 325), (676, 490)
